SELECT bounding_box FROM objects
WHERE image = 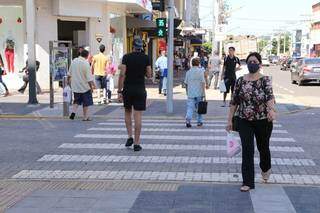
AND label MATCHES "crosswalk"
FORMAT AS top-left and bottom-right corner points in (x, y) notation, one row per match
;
(12, 119), (320, 185)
